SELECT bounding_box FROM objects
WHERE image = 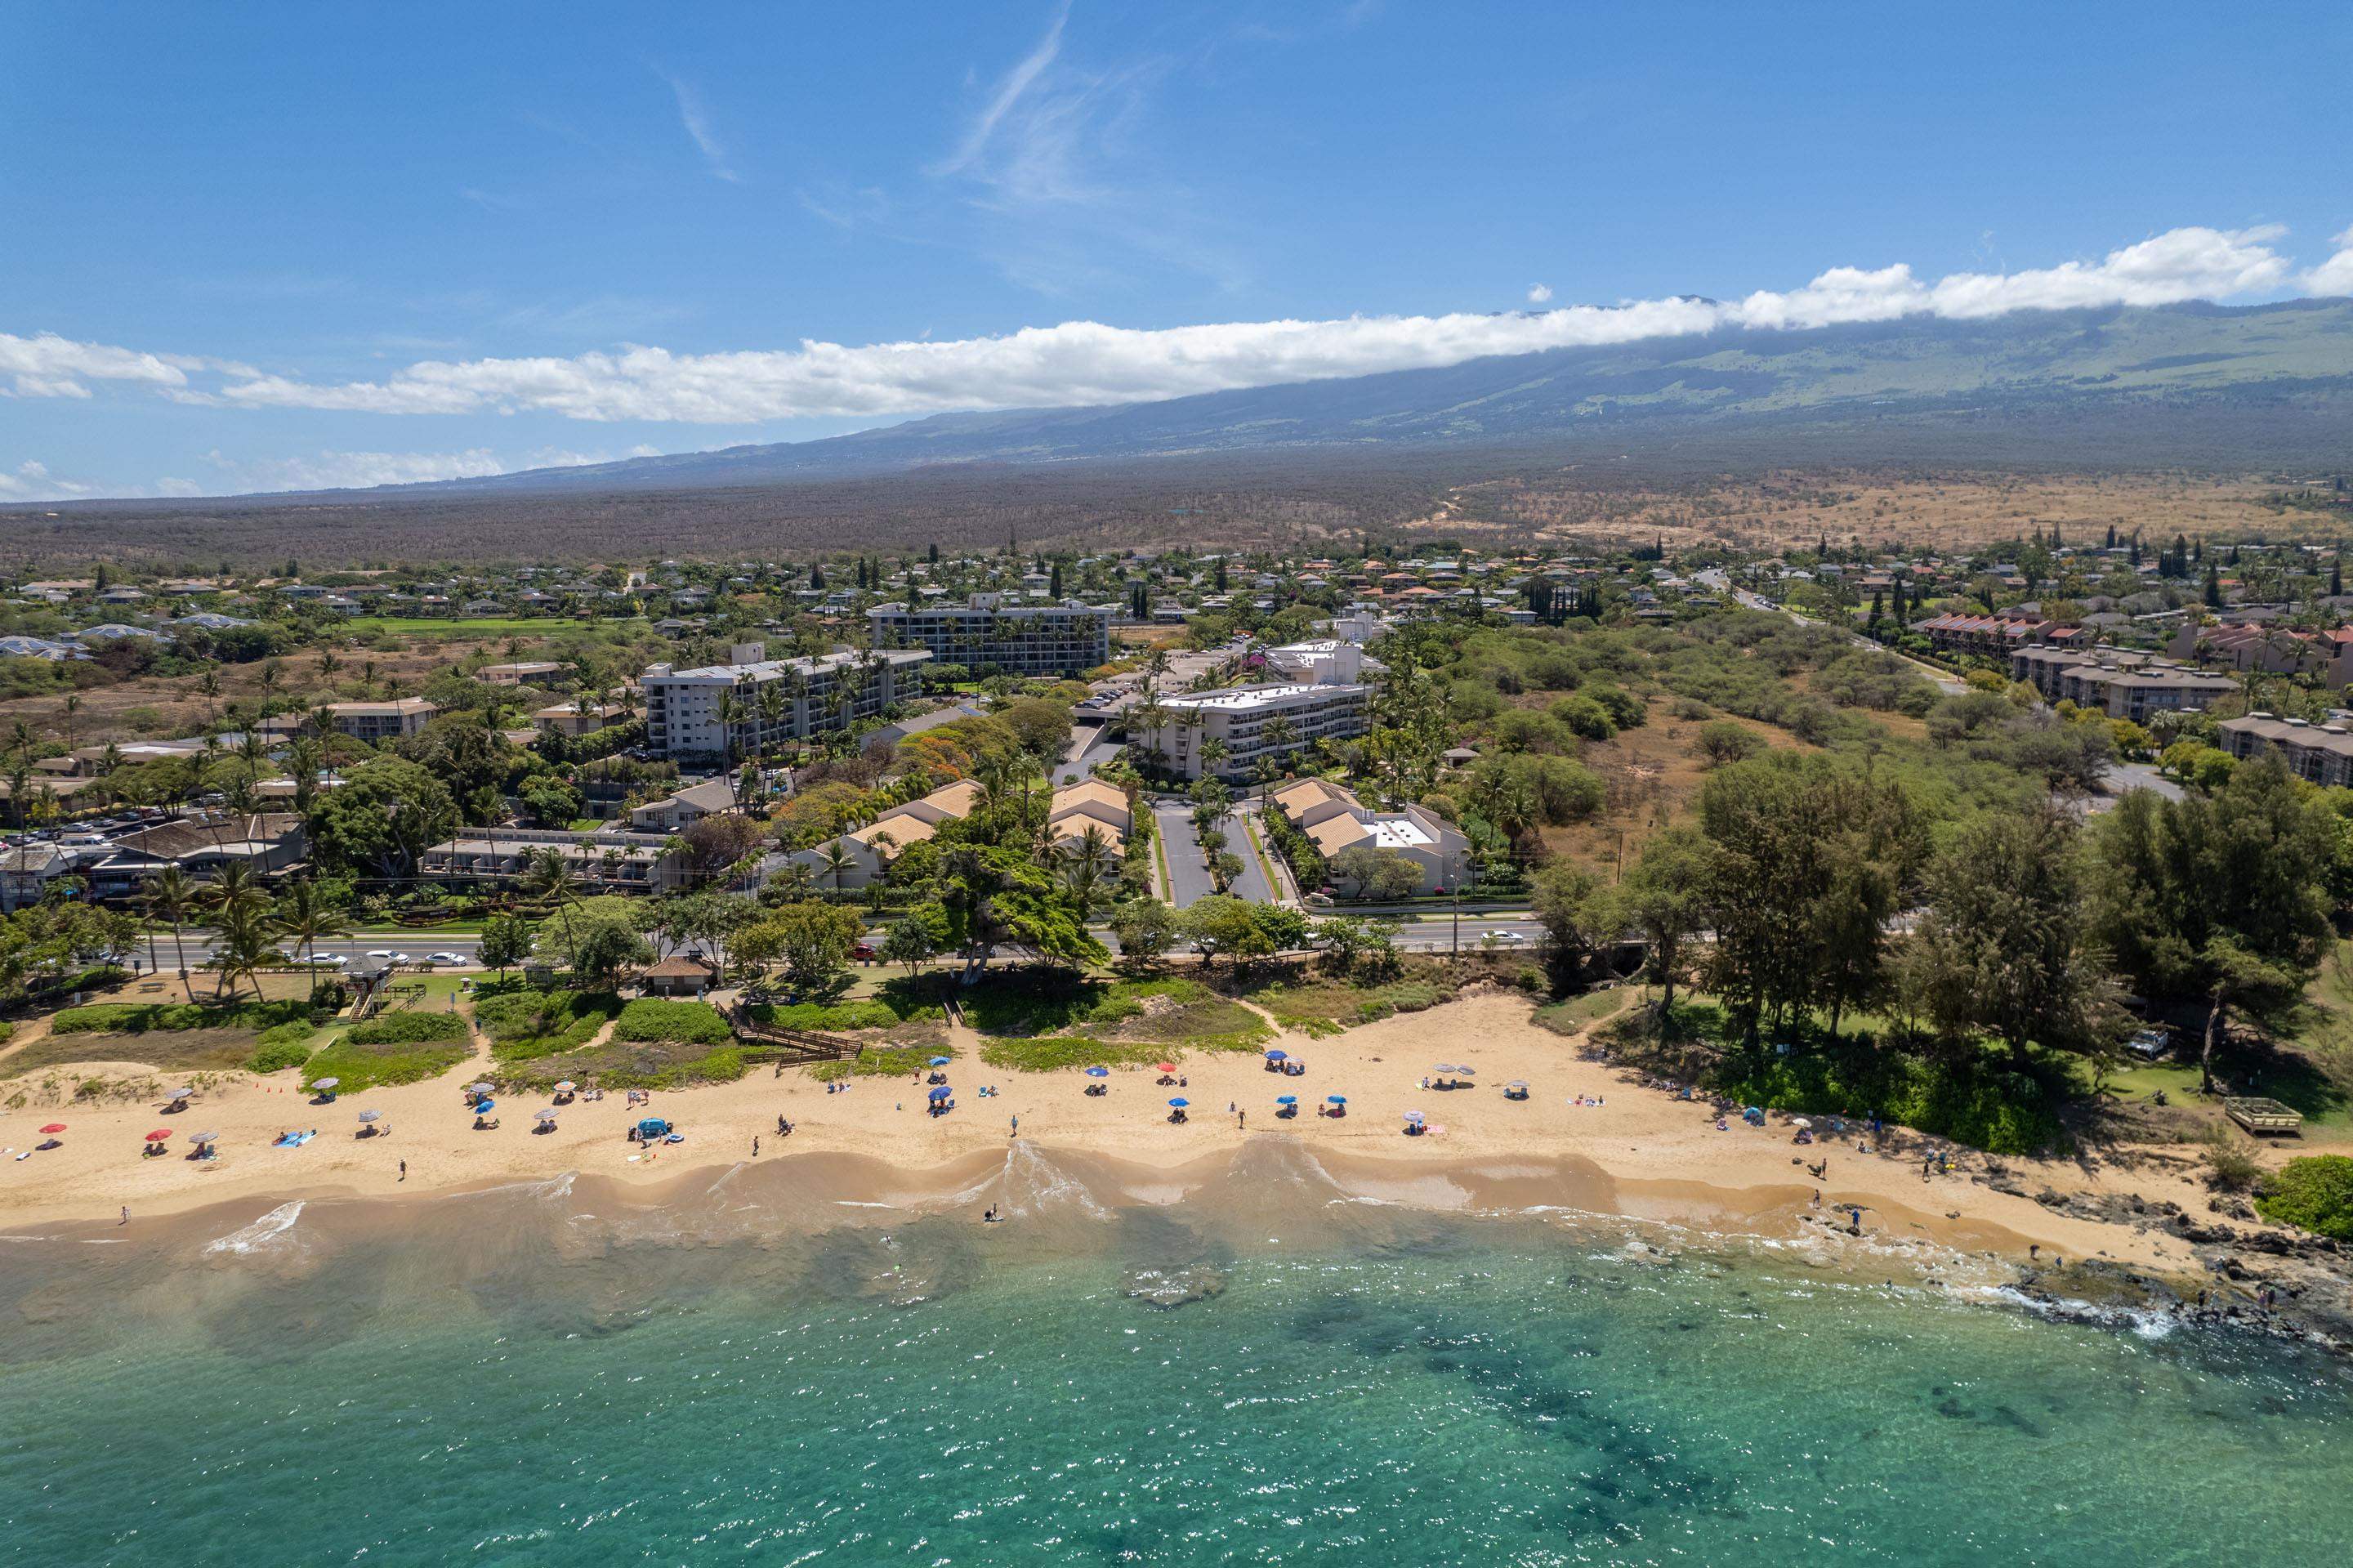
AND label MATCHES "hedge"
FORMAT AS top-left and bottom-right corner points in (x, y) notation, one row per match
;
(612, 999), (734, 1048)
